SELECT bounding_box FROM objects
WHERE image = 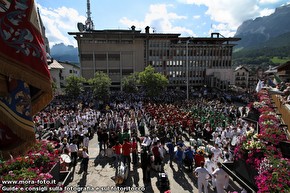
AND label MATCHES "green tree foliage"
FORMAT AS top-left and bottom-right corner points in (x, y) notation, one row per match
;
(121, 72), (139, 93)
(139, 65), (168, 97)
(51, 81), (57, 95)
(64, 75), (86, 98)
(88, 71), (111, 101)
(233, 31), (290, 66)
